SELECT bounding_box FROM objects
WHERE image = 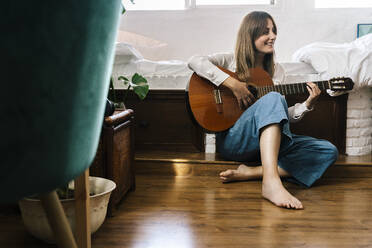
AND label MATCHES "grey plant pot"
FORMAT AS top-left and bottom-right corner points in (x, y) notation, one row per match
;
(18, 177), (116, 244)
